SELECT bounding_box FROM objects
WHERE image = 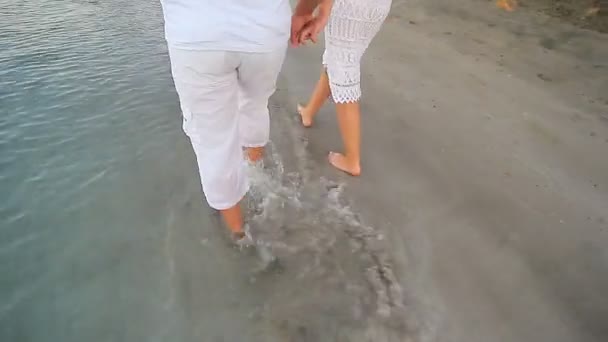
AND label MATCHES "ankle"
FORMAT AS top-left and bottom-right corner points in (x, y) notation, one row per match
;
(232, 230), (245, 240)
(245, 146), (264, 162)
(344, 154), (360, 166)
(220, 203), (244, 234)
